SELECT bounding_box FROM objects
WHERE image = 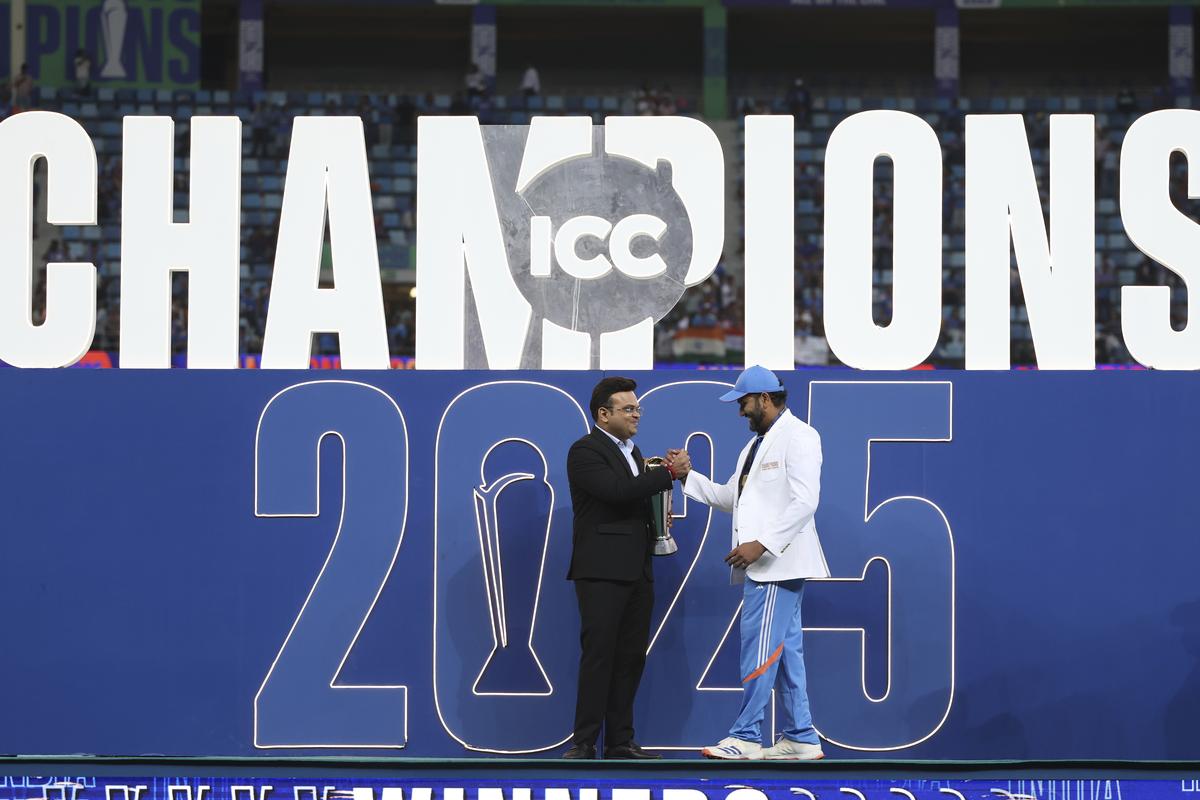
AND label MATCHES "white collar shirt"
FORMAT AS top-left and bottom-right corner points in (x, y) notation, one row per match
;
(598, 426), (639, 476)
